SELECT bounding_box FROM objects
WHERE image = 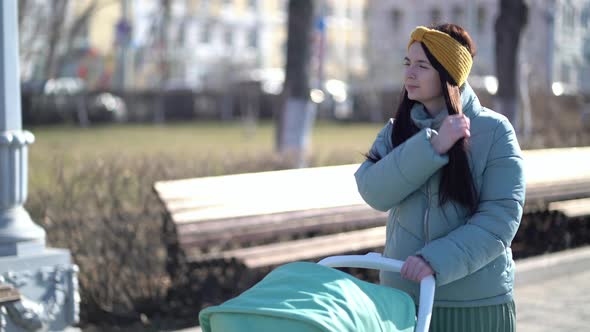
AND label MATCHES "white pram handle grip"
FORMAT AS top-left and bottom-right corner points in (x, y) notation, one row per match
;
(318, 252), (434, 332)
